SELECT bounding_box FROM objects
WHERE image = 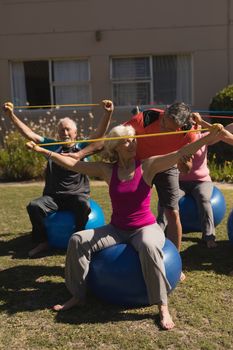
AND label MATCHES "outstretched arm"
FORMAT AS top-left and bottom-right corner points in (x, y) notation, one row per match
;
(26, 141), (109, 181)
(222, 123), (233, 145)
(143, 124), (223, 185)
(217, 128), (233, 145)
(89, 100), (114, 139)
(64, 100), (114, 160)
(191, 112), (212, 129)
(2, 102), (42, 143)
(192, 112), (233, 145)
